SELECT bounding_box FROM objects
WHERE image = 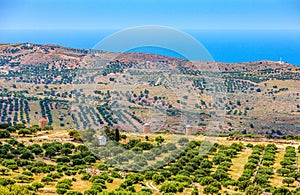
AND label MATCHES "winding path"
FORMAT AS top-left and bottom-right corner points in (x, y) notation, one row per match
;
(145, 181), (160, 192)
